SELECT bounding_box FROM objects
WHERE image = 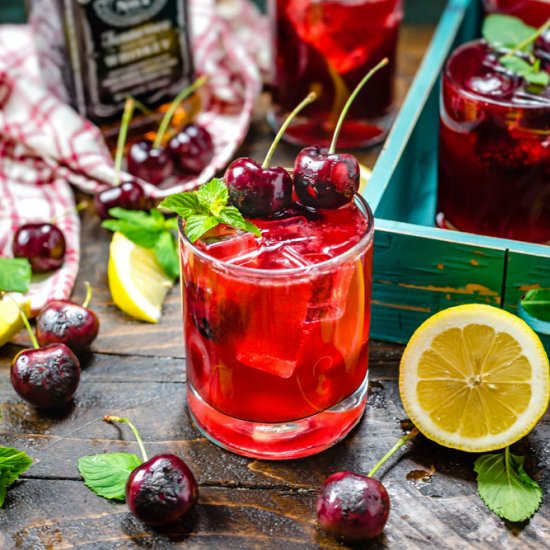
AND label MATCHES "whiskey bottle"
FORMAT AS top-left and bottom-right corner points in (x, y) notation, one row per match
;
(27, 0), (196, 139)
